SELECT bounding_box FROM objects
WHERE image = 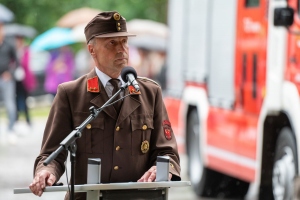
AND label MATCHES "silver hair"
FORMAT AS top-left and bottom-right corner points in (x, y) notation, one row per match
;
(88, 38), (96, 45)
